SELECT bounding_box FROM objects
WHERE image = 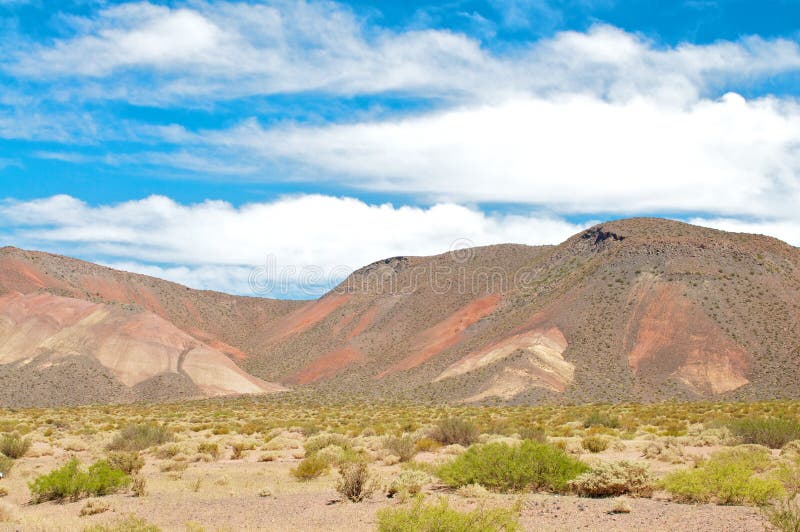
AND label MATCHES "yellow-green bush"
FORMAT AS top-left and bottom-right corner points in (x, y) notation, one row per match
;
(437, 441), (588, 493)
(377, 496), (520, 532)
(29, 458), (131, 503)
(660, 447), (784, 505)
(291, 454), (329, 480)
